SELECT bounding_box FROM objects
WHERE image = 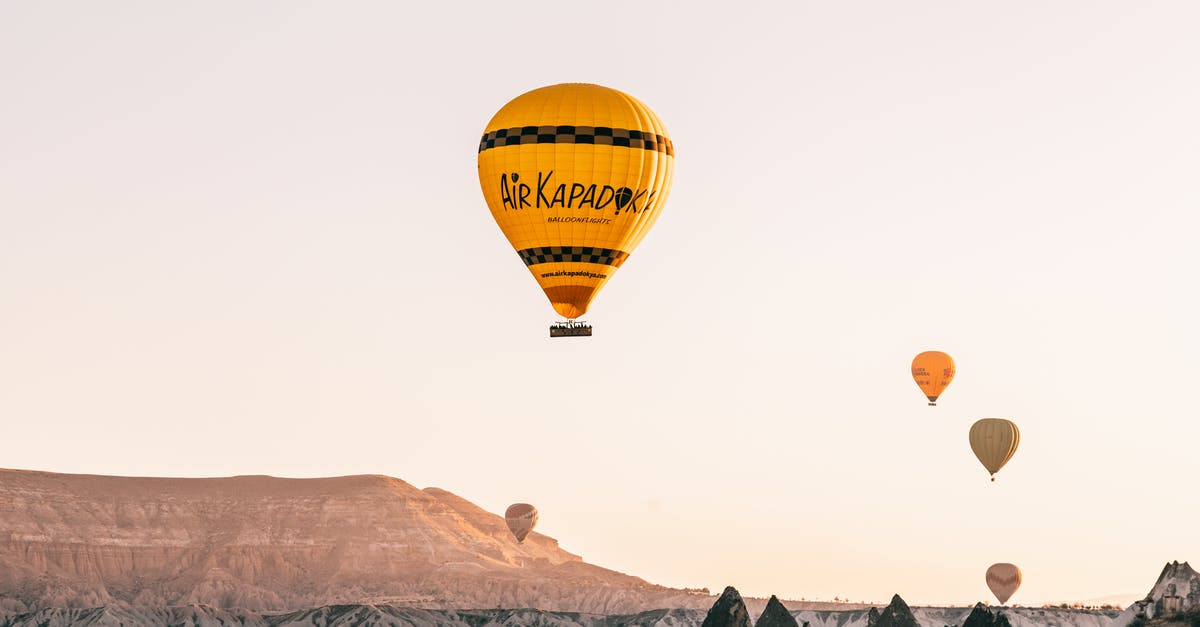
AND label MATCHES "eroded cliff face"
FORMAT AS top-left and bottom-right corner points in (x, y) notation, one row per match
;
(0, 605), (713, 627)
(0, 604), (1128, 627)
(0, 469), (702, 614)
(1116, 561), (1200, 625)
